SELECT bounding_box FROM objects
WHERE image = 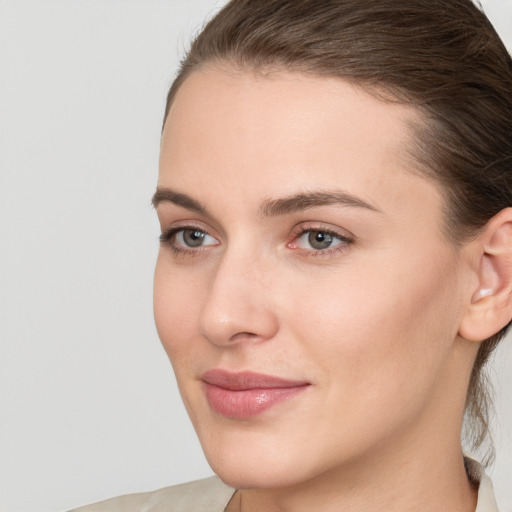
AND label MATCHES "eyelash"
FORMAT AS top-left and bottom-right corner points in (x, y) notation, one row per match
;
(159, 225), (215, 256)
(289, 224), (353, 257)
(159, 224), (354, 258)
